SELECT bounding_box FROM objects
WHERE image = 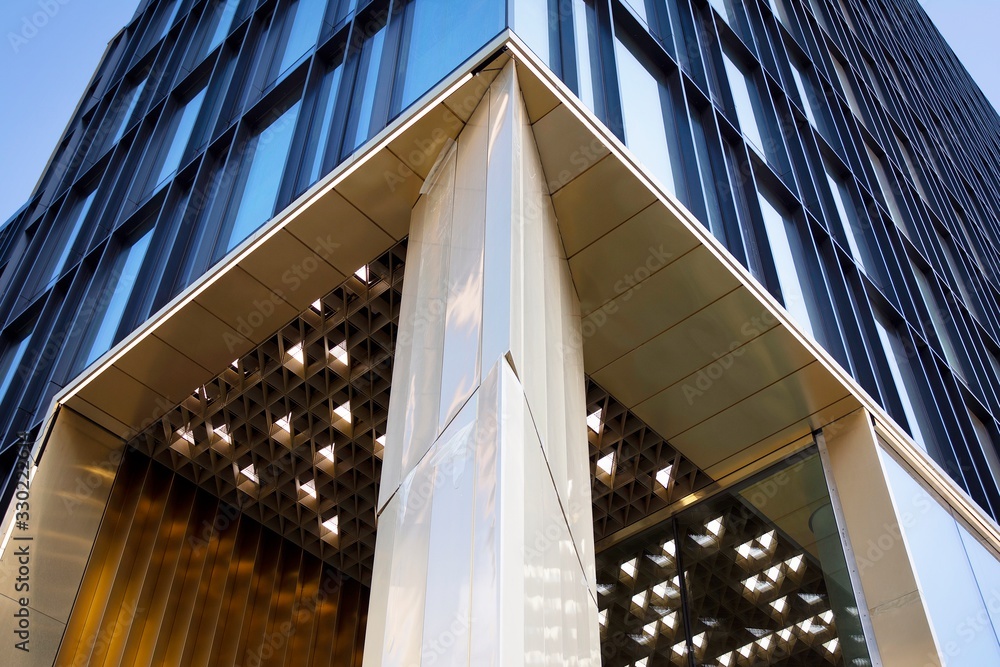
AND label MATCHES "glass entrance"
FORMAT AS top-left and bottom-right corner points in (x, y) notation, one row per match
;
(597, 447), (873, 666)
